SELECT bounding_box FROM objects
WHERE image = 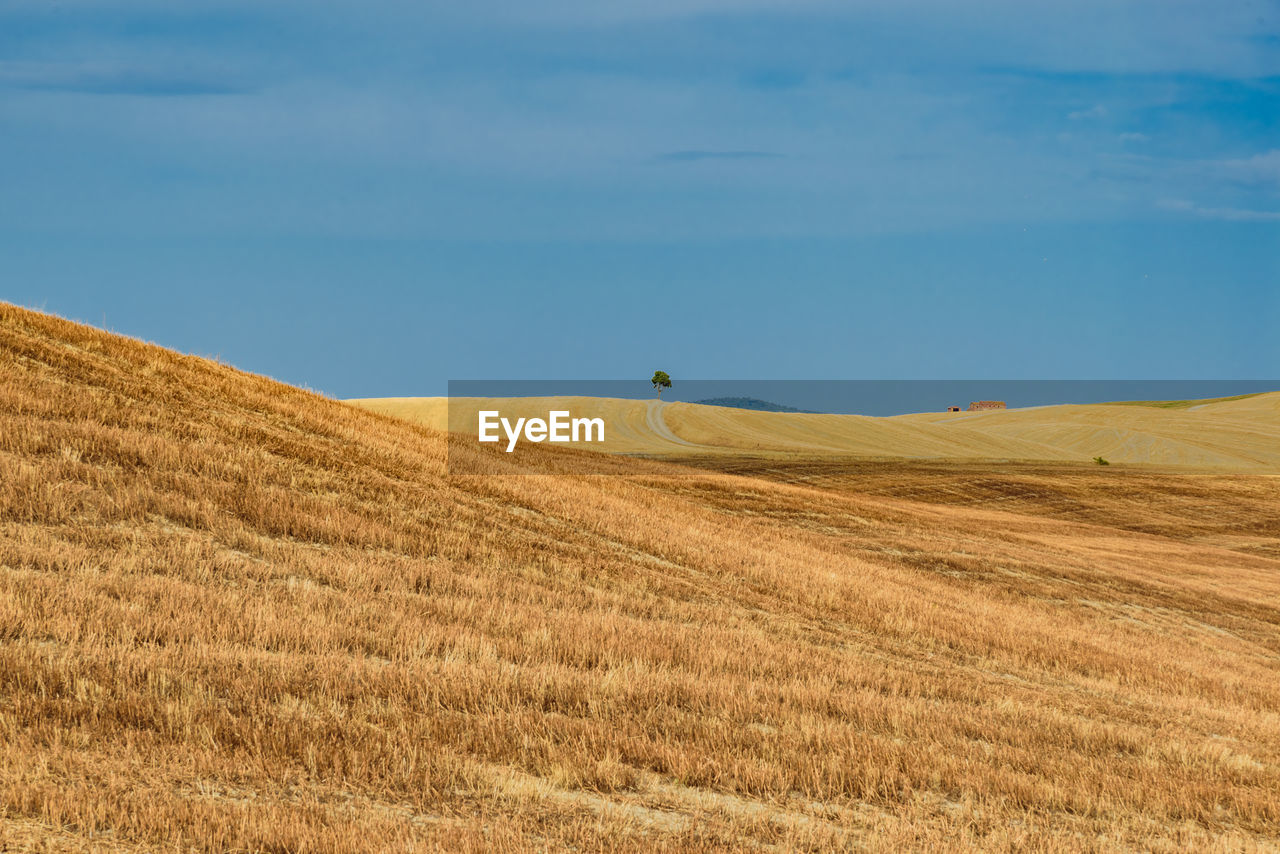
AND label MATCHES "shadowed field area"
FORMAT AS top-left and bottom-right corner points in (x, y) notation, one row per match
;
(3, 303), (1280, 852)
(675, 458), (1280, 561)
